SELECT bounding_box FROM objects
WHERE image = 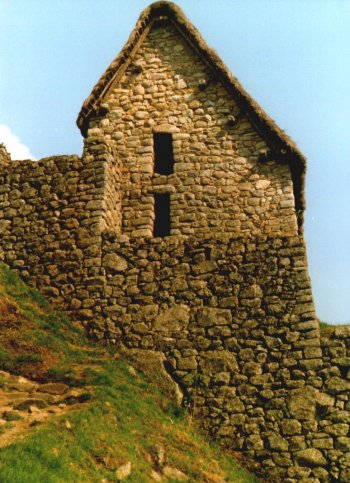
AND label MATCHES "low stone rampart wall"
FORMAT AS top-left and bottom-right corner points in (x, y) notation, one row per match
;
(0, 154), (103, 310)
